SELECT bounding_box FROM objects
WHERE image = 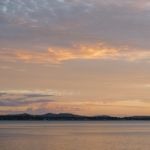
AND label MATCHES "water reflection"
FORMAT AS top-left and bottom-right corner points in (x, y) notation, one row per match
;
(0, 121), (150, 150)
